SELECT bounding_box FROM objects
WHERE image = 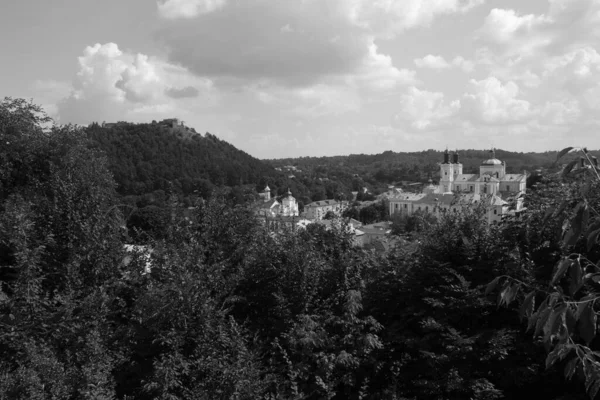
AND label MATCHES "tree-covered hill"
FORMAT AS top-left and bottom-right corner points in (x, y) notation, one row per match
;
(85, 121), (281, 196)
(266, 148), (600, 194)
